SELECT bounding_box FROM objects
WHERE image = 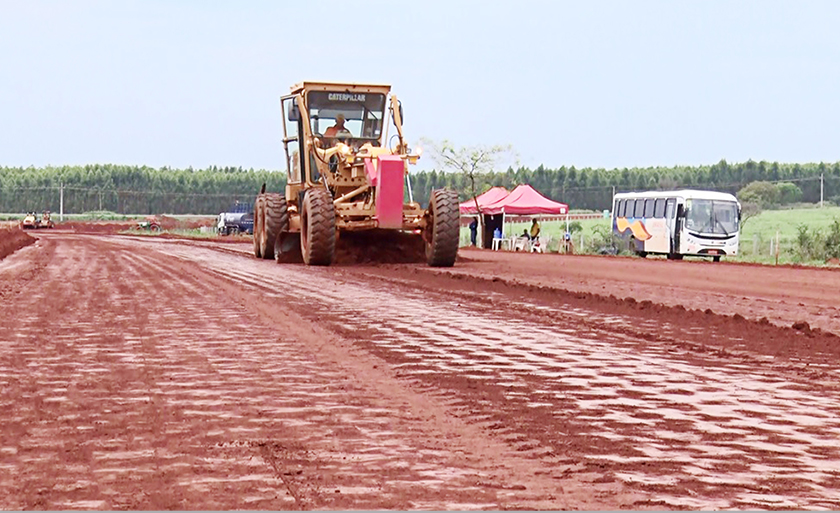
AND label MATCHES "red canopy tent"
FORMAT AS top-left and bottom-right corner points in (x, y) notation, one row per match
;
(458, 186), (509, 215)
(481, 184), (568, 215)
